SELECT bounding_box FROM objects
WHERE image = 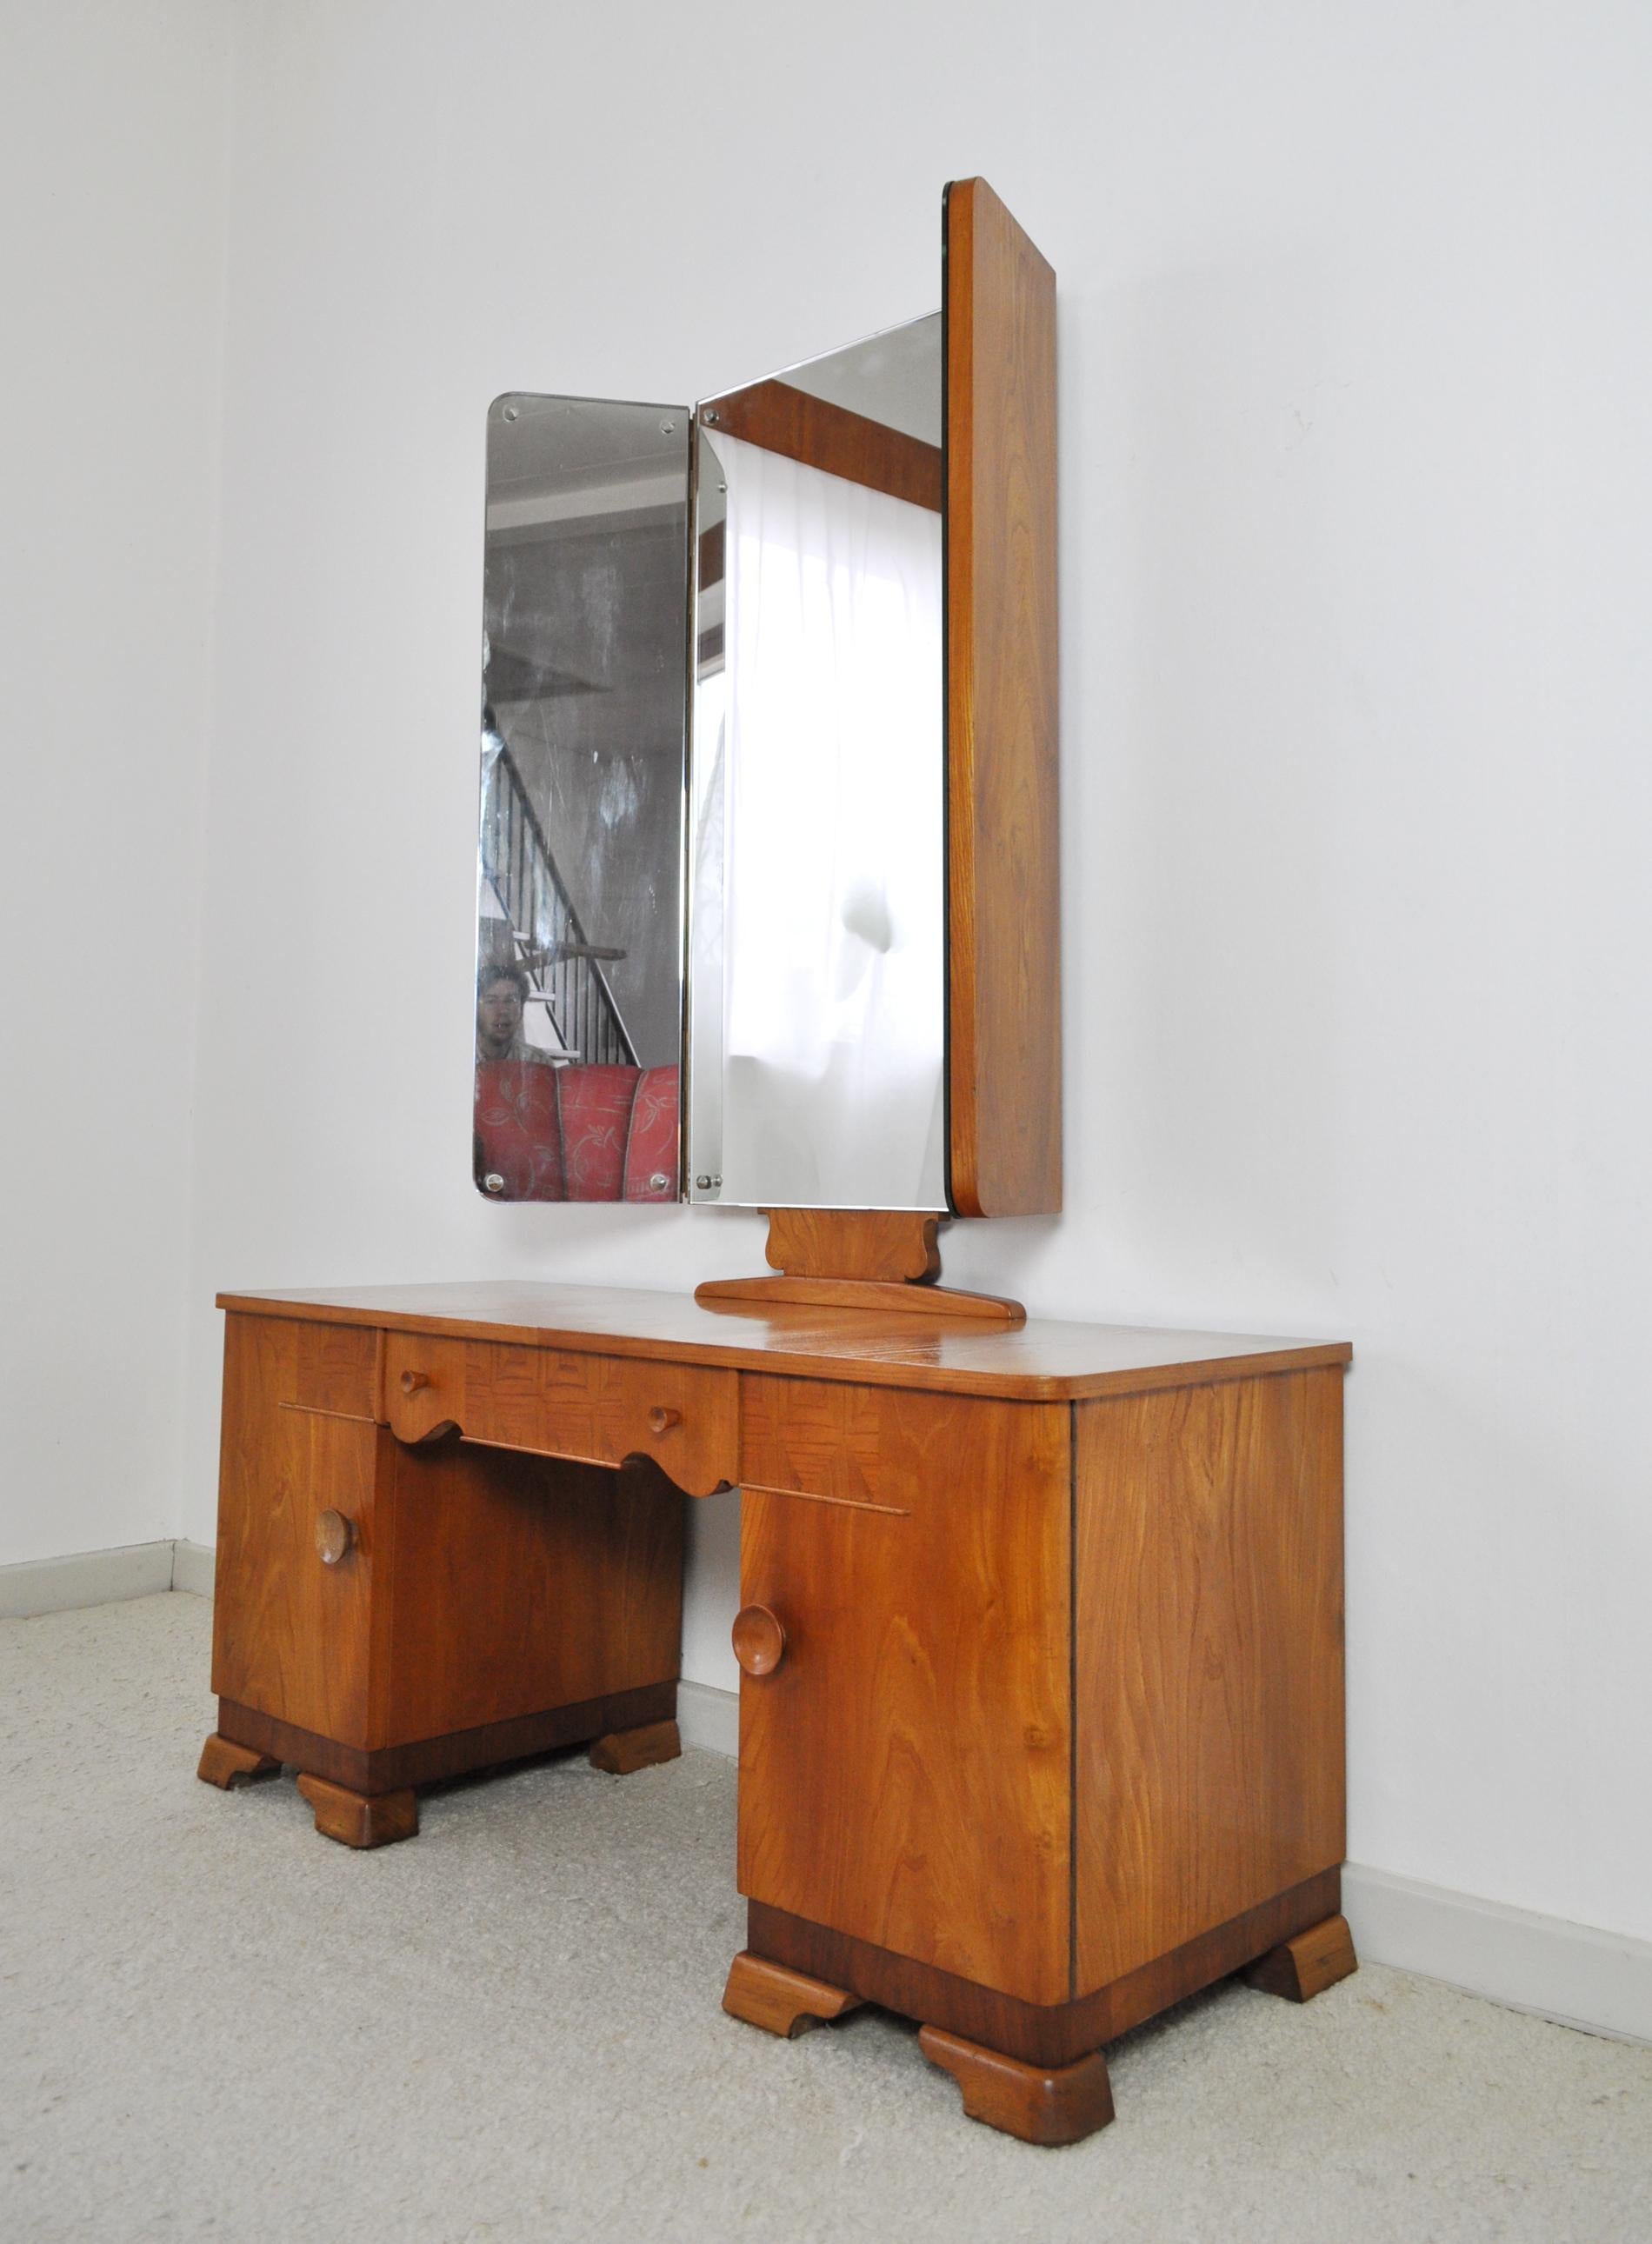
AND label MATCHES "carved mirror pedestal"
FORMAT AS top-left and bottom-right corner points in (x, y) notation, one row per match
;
(695, 1210), (1026, 1326)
